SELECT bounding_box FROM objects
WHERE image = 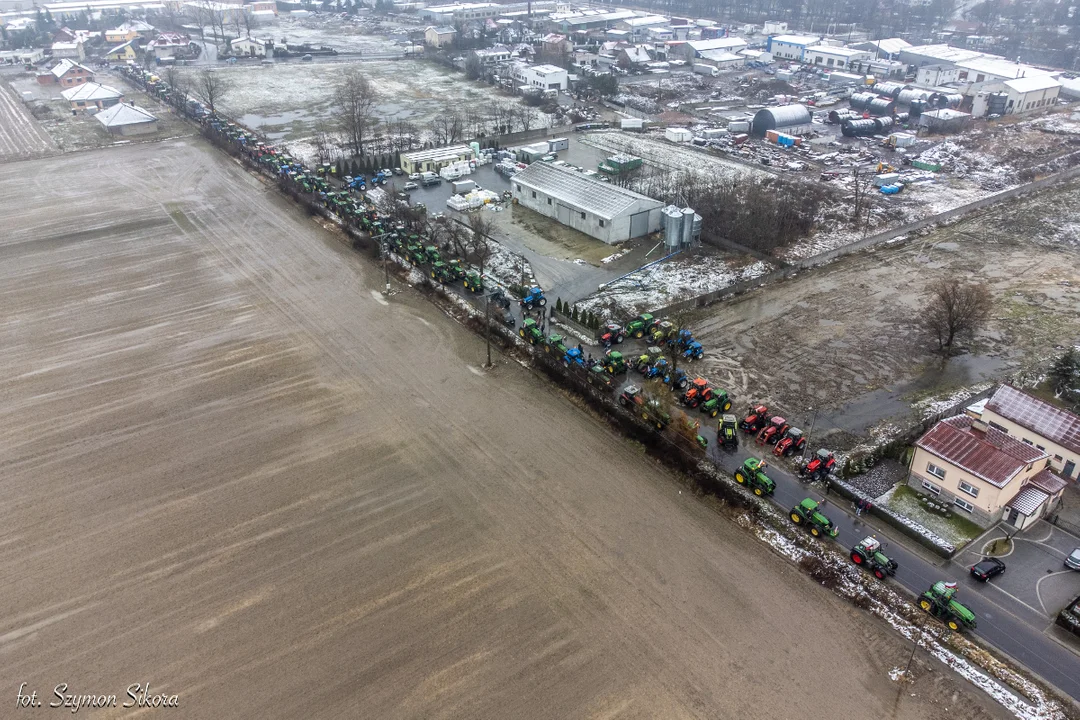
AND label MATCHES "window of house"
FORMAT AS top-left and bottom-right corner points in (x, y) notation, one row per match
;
(546, 198), (551, 205)
(958, 480), (979, 498)
(599, 219), (605, 228)
(1037, 444), (1046, 451)
(1054, 454), (1063, 462)
(515, 184), (521, 192)
(926, 462), (946, 480)
(580, 212), (586, 220)
(531, 191), (536, 198)
(1022, 438), (1033, 445)
(958, 71), (968, 80)
(988, 421), (1008, 433)
(921, 479), (941, 494)
(954, 497), (974, 513)
(976, 74), (985, 82)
